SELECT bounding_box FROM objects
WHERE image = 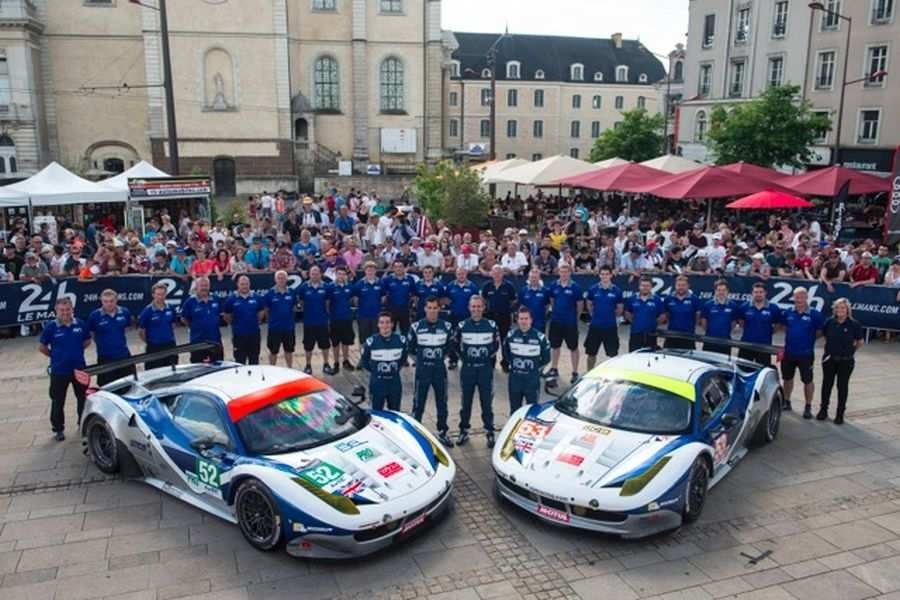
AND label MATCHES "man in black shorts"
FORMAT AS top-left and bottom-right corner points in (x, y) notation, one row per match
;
(328, 266), (356, 372)
(546, 265), (584, 384)
(780, 287), (824, 416)
(263, 270), (298, 368)
(297, 265), (334, 375)
(584, 266), (623, 370)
